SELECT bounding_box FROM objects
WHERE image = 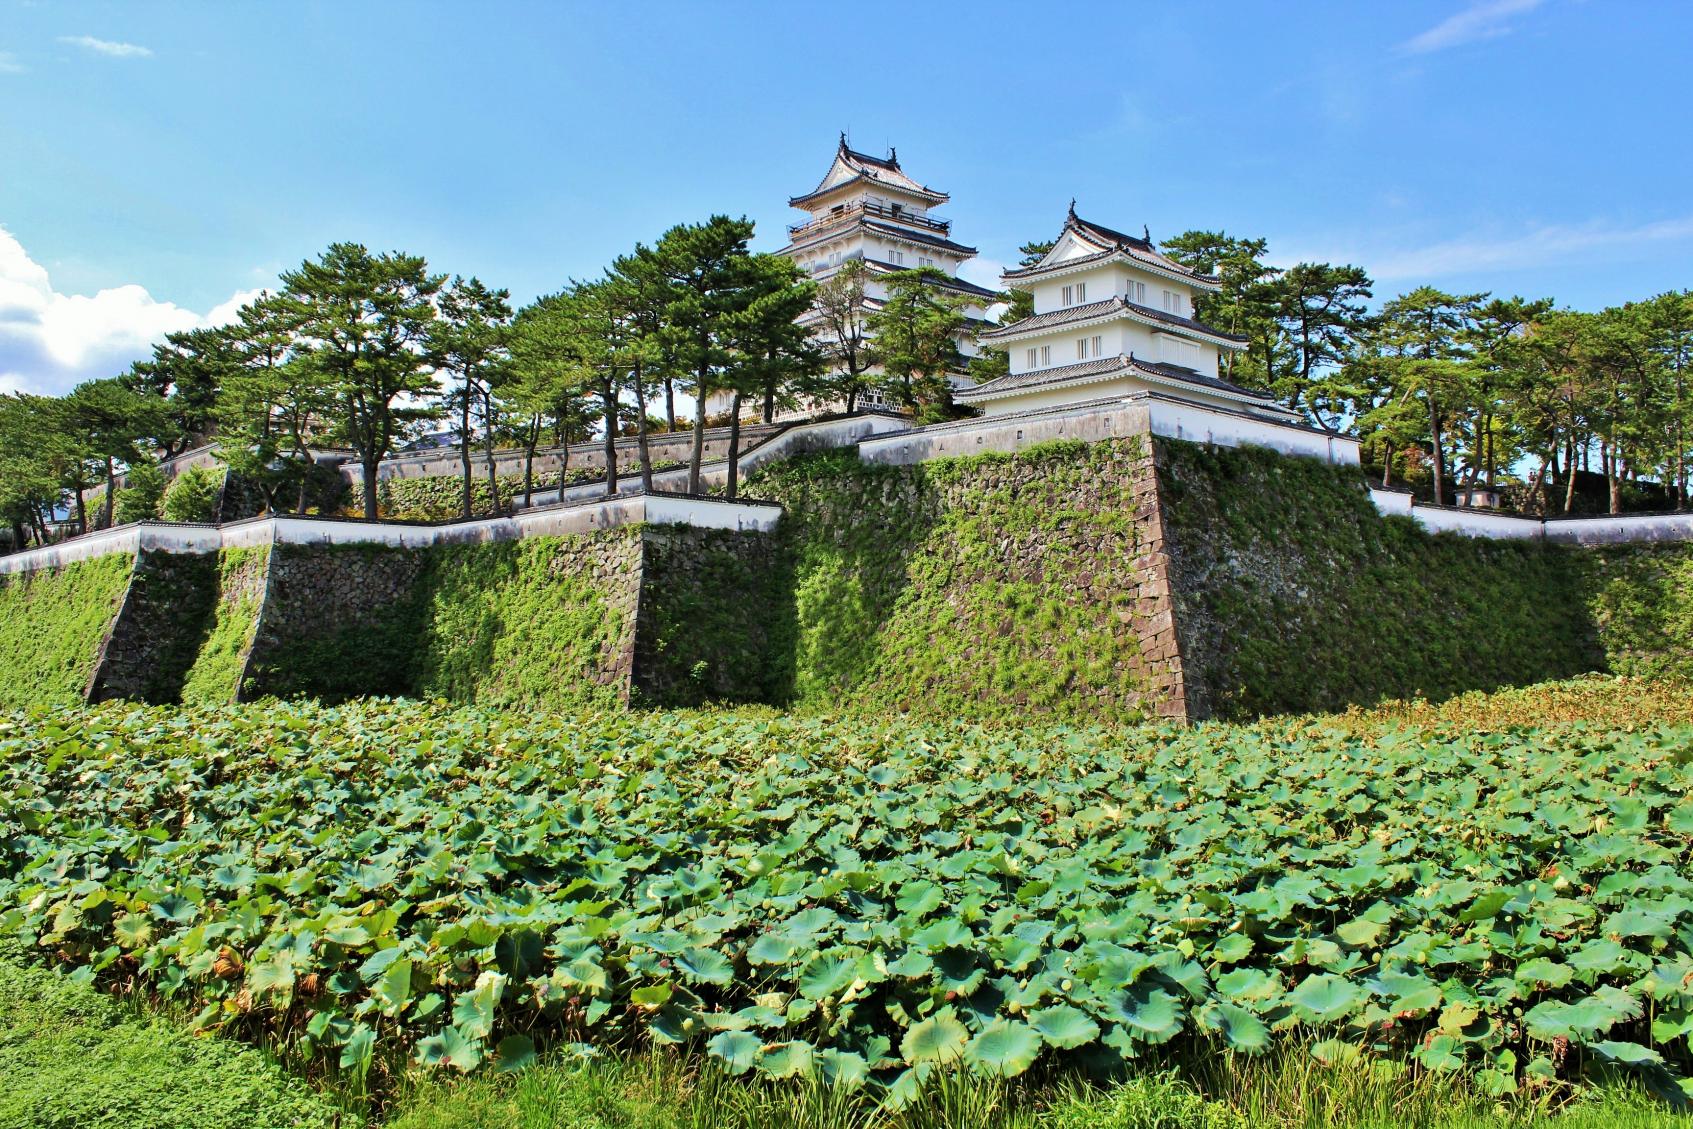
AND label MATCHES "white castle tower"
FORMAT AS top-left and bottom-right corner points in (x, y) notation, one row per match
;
(757, 137), (996, 417)
(956, 205), (1296, 421)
